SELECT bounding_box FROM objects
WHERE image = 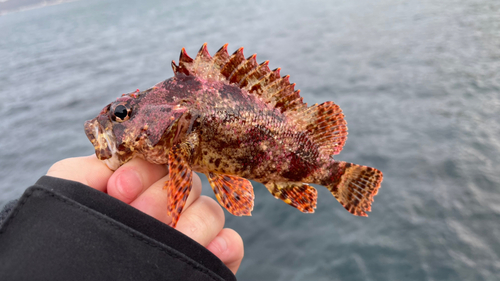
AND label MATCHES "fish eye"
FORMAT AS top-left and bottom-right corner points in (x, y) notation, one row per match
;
(112, 104), (131, 122)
